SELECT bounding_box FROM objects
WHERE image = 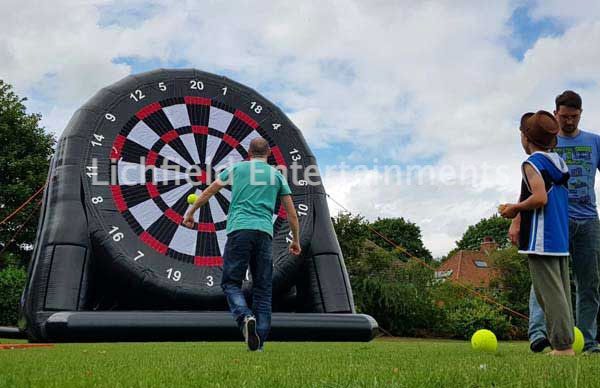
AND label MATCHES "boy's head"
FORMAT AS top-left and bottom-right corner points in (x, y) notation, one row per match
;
(554, 90), (582, 134)
(520, 110), (559, 155)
